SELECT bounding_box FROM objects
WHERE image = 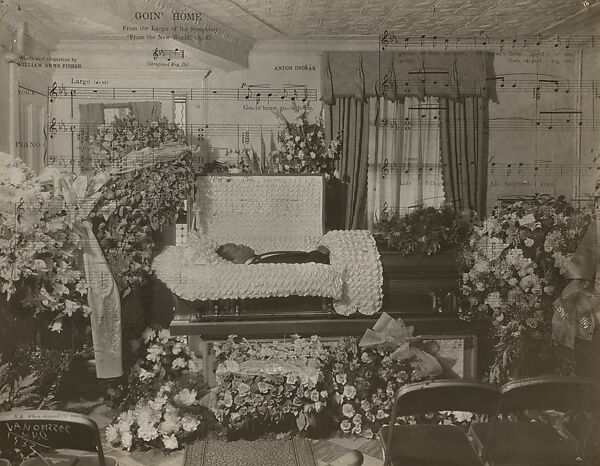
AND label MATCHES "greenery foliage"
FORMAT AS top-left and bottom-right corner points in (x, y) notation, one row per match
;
(374, 204), (474, 256)
(0, 346), (78, 411)
(89, 115), (185, 172)
(89, 154), (194, 297)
